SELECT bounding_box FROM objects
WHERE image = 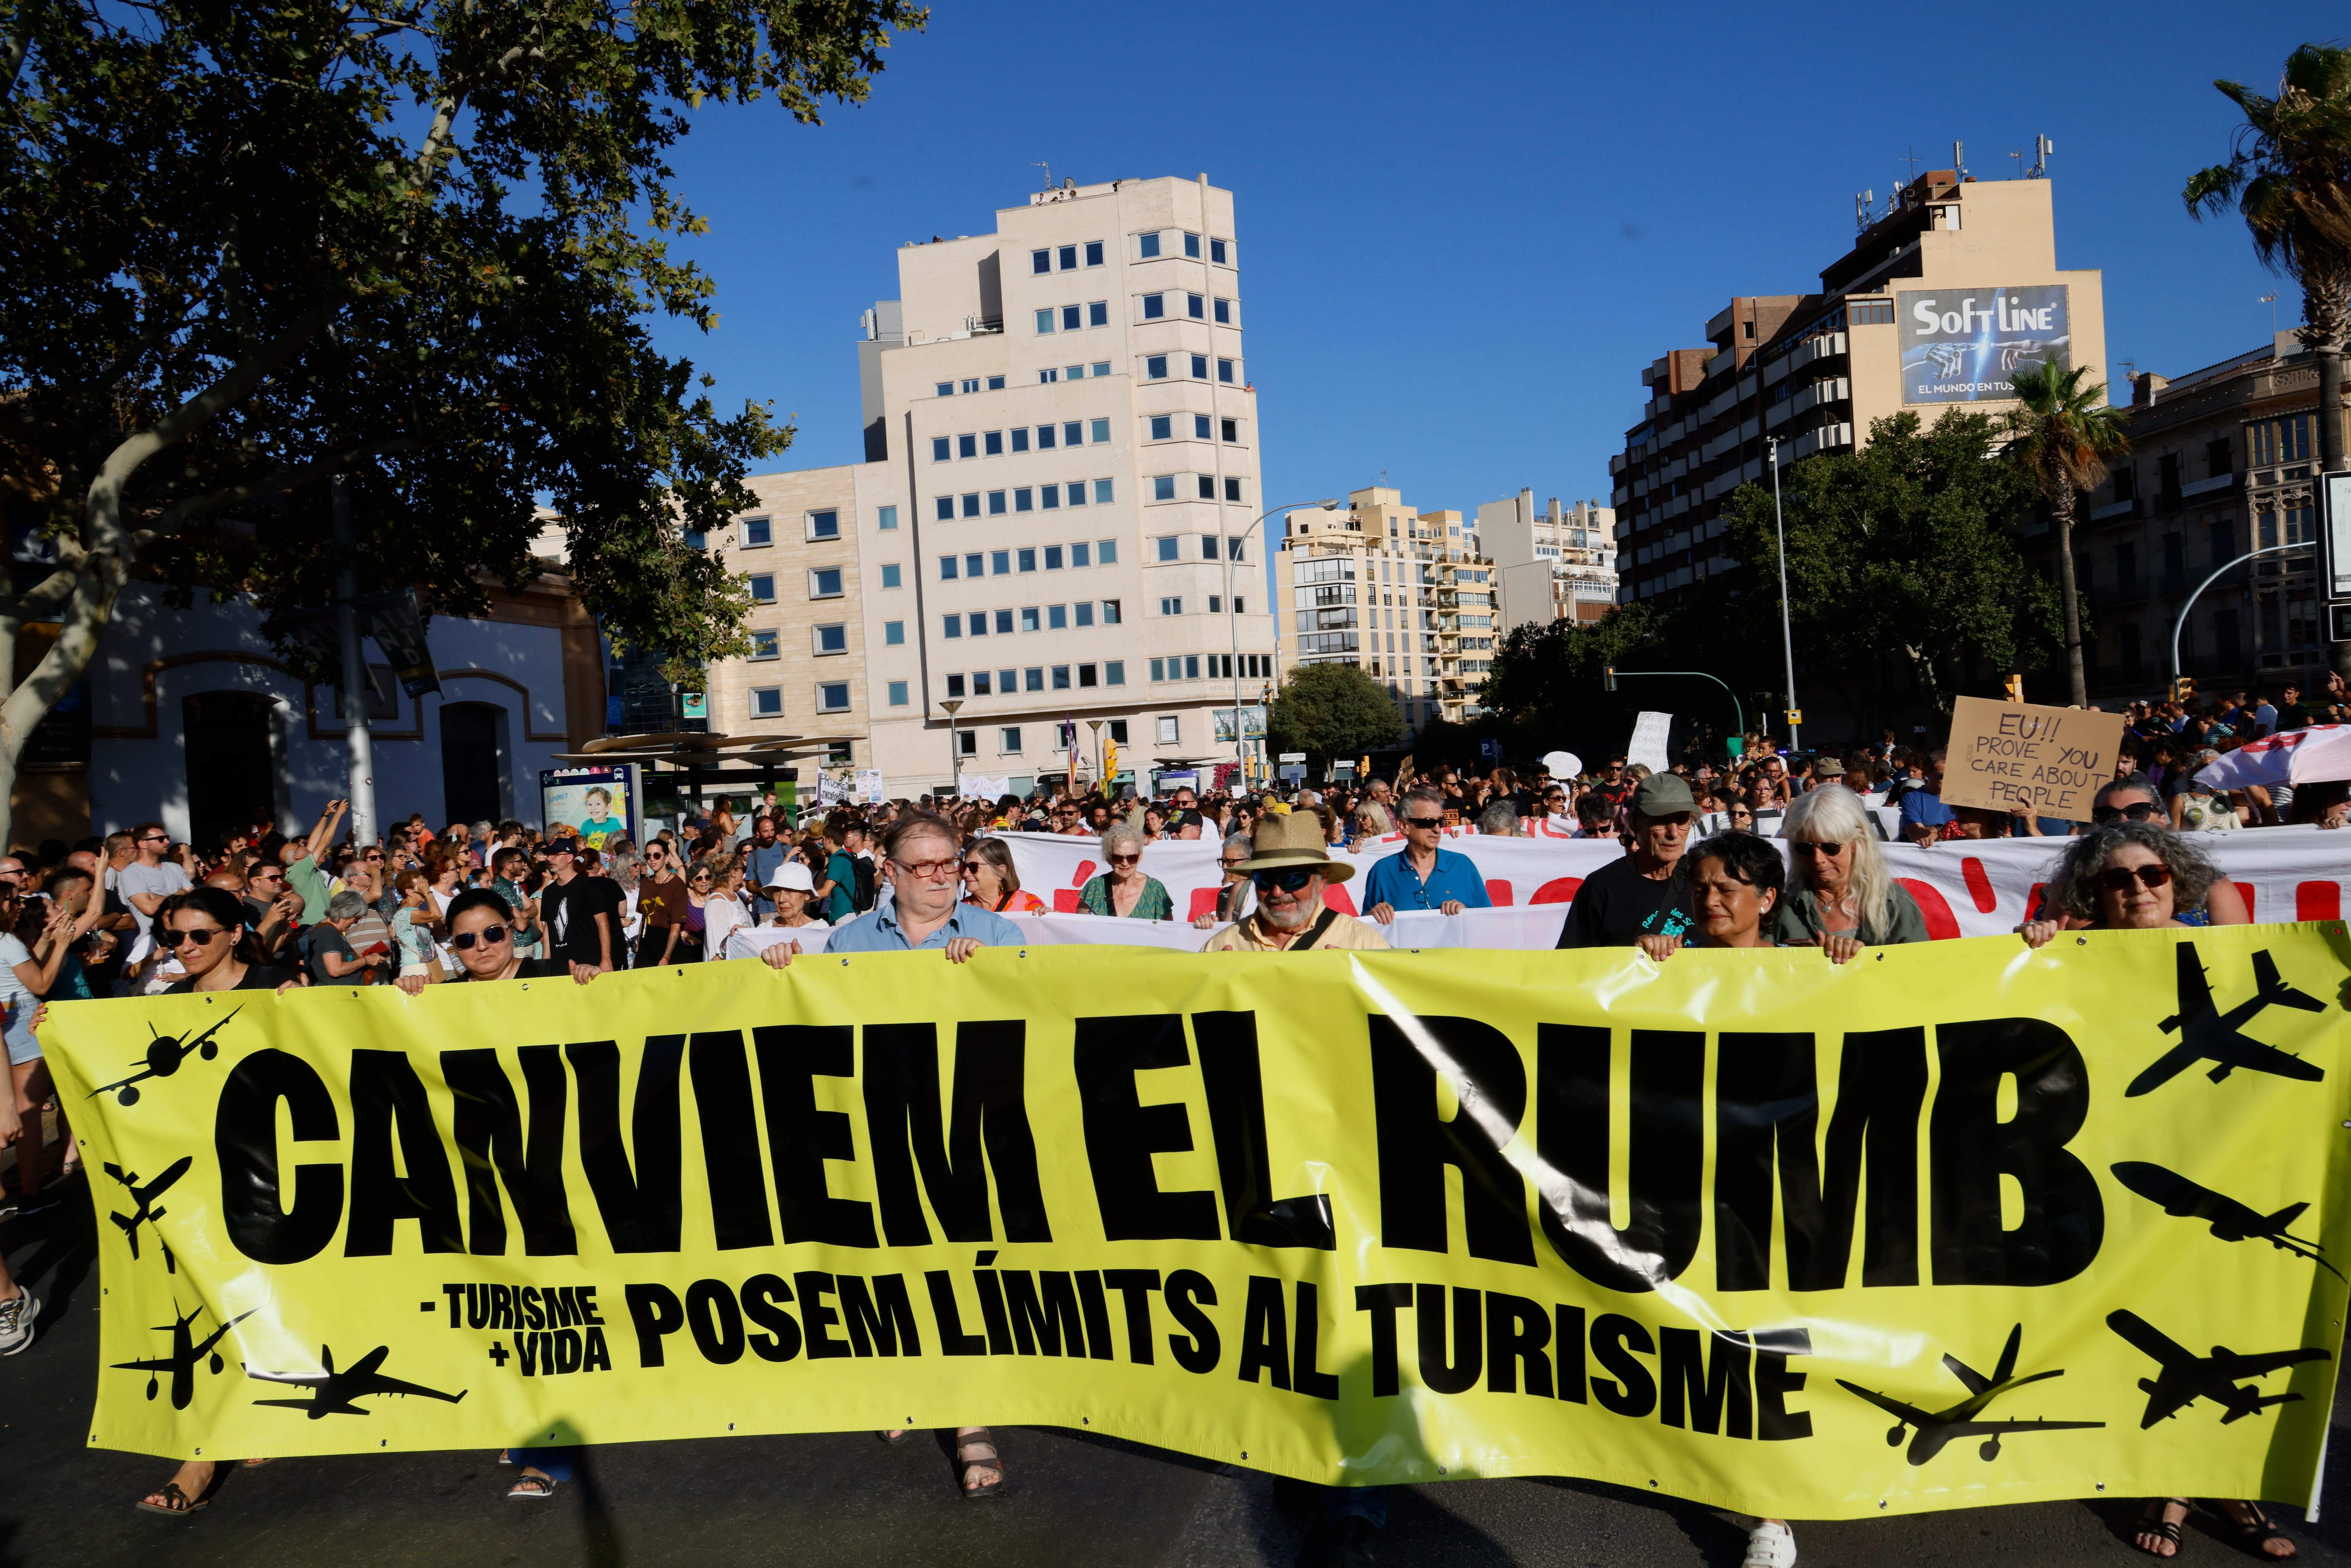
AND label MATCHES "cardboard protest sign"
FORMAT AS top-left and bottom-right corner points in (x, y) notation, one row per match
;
(1941, 695), (2125, 821)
